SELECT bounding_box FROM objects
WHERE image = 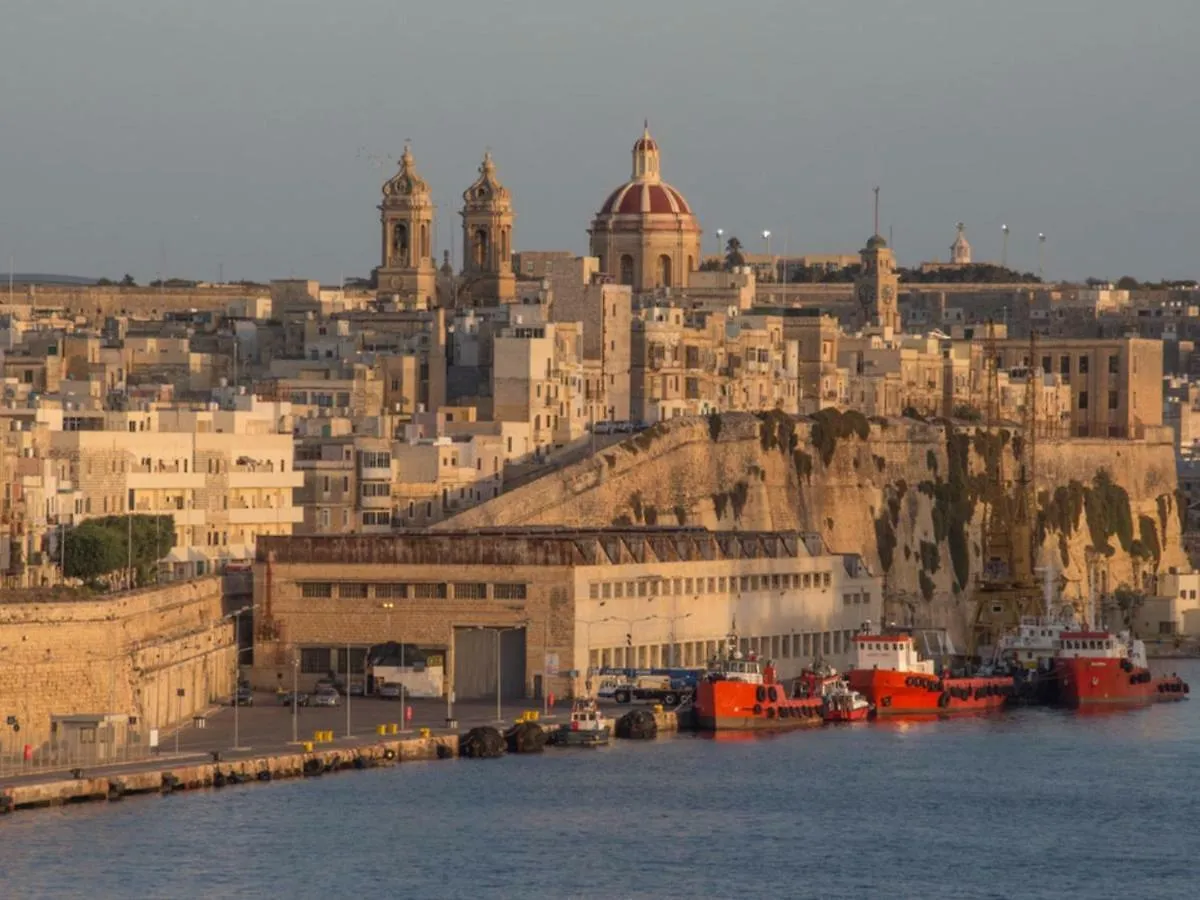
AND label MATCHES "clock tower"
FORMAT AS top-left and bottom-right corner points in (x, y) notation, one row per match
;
(855, 233), (900, 333)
